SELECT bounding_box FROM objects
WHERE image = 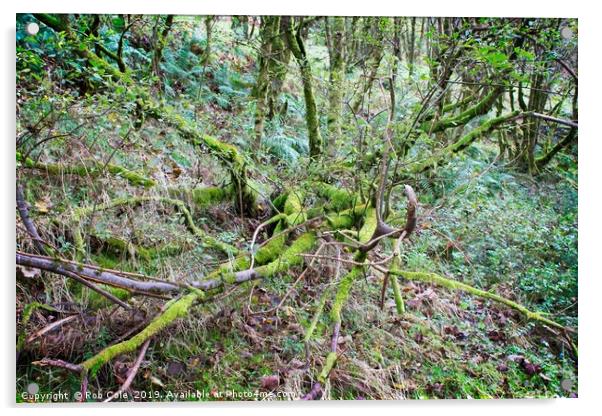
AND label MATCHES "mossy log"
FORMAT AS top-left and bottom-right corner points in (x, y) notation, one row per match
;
(17, 153), (155, 188)
(81, 290), (202, 376)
